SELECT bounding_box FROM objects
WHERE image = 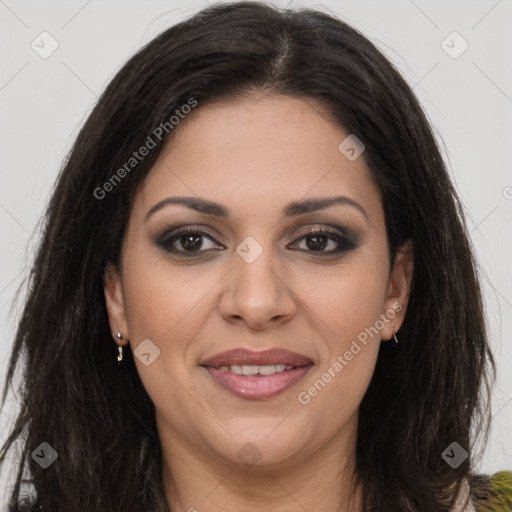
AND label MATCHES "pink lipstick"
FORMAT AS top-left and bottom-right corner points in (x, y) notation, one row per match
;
(201, 348), (313, 399)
